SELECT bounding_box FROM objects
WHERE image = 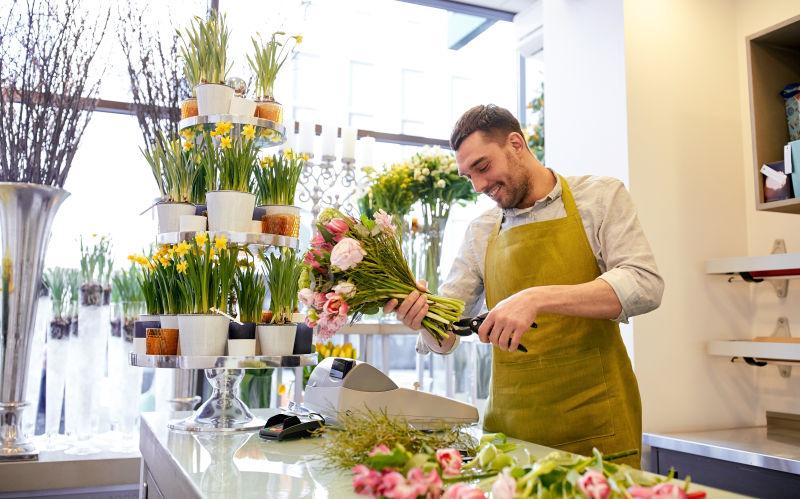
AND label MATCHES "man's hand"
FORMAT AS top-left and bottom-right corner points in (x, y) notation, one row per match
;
(383, 280), (429, 330)
(478, 287), (540, 352)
